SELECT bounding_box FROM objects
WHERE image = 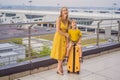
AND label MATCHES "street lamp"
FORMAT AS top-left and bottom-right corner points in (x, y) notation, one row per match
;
(113, 3), (117, 15)
(29, 0), (32, 22)
(113, 3), (117, 9)
(57, 3), (60, 10)
(28, 0), (33, 58)
(111, 3), (117, 29)
(57, 3), (60, 7)
(27, 1), (33, 75)
(22, 3), (24, 9)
